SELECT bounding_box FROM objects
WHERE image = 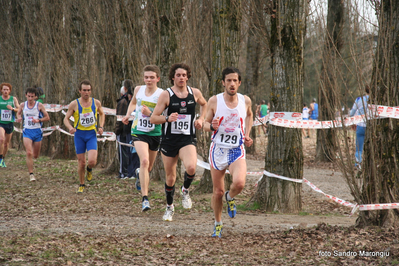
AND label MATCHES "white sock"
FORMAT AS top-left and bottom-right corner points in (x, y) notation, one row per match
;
(226, 192), (233, 201)
(215, 221), (223, 226)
